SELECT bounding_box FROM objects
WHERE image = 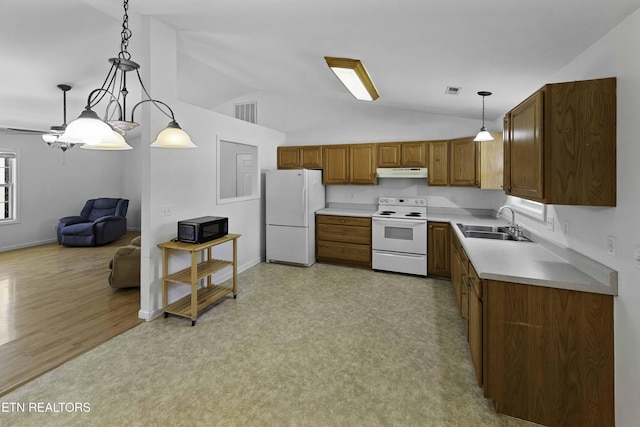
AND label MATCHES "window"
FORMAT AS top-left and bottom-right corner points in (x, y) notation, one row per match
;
(506, 195), (546, 221)
(0, 151), (16, 223)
